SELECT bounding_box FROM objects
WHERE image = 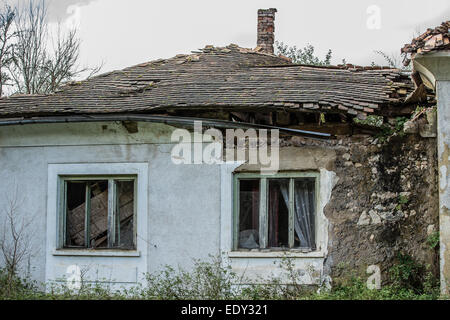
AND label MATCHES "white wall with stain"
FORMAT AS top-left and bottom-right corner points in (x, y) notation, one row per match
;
(0, 122), (221, 286)
(0, 121), (335, 287)
(413, 51), (450, 294)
